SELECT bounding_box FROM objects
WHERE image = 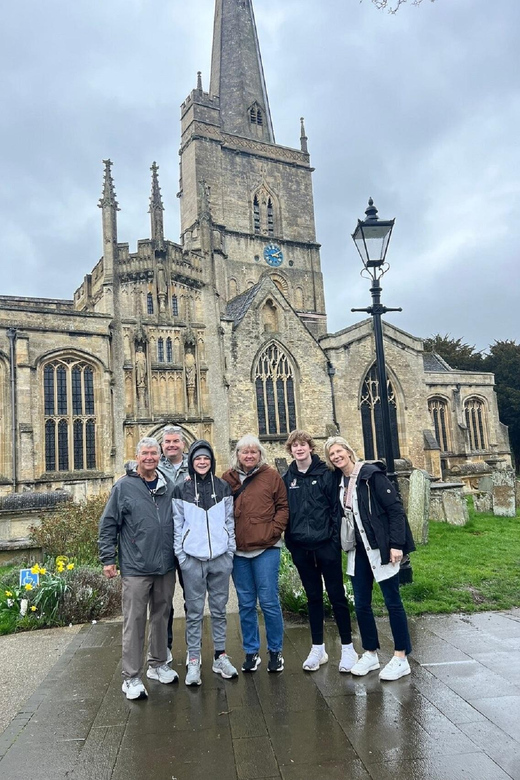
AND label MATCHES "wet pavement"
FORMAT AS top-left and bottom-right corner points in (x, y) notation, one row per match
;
(1, 609), (519, 780)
